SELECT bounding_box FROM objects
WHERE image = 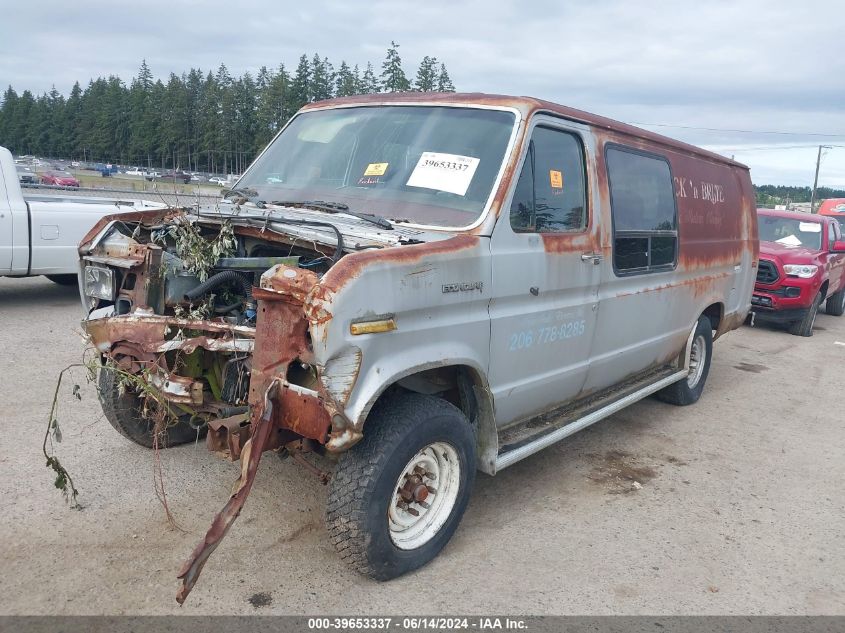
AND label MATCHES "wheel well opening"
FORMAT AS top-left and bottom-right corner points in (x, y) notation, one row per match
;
(820, 280), (829, 300)
(702, 303), (724, 331)
(392, 366), (480, 425)
(367, 365), (498, 475)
